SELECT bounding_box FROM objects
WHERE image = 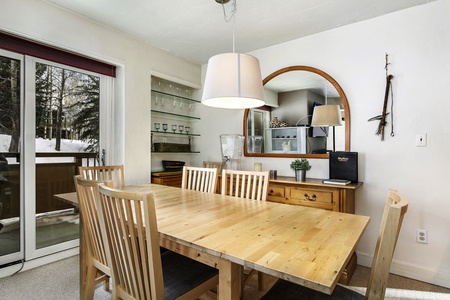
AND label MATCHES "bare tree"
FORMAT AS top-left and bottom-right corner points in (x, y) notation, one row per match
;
(0, 57), (21, 153)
